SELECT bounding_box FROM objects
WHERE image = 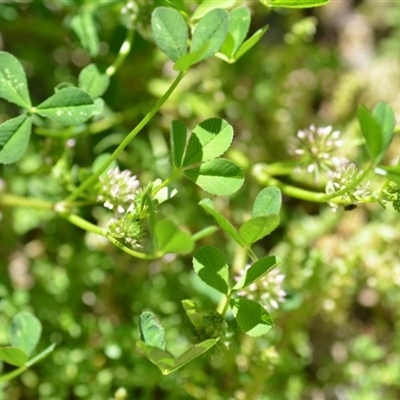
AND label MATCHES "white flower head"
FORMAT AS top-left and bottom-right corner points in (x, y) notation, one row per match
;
(97, 166), (140, 213)
(236, 265), (286, 310)
(291, 125), (348, 181)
